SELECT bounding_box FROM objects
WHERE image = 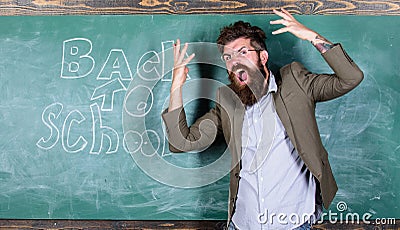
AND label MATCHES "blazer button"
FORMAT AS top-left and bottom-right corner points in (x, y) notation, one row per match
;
(234, 172), (239, 178)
